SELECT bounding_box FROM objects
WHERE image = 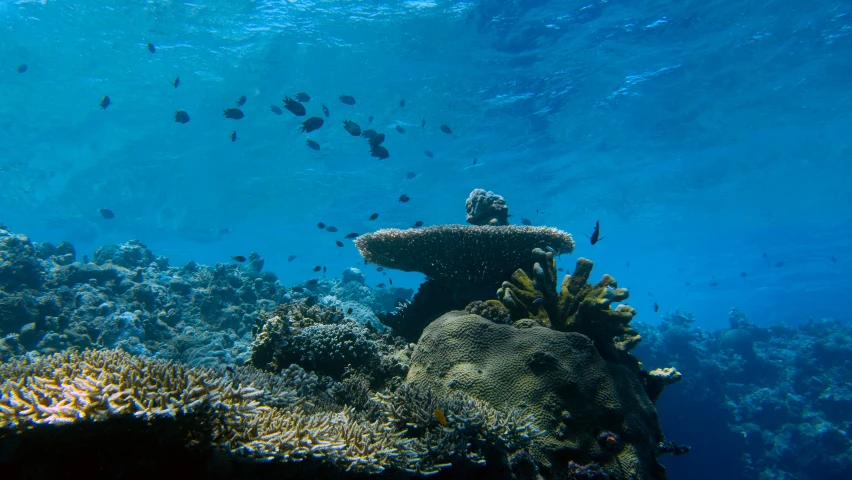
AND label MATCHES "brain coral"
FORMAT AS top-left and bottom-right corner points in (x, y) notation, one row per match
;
(406, 311), (669, 479)
(355, 225), (574, 290)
